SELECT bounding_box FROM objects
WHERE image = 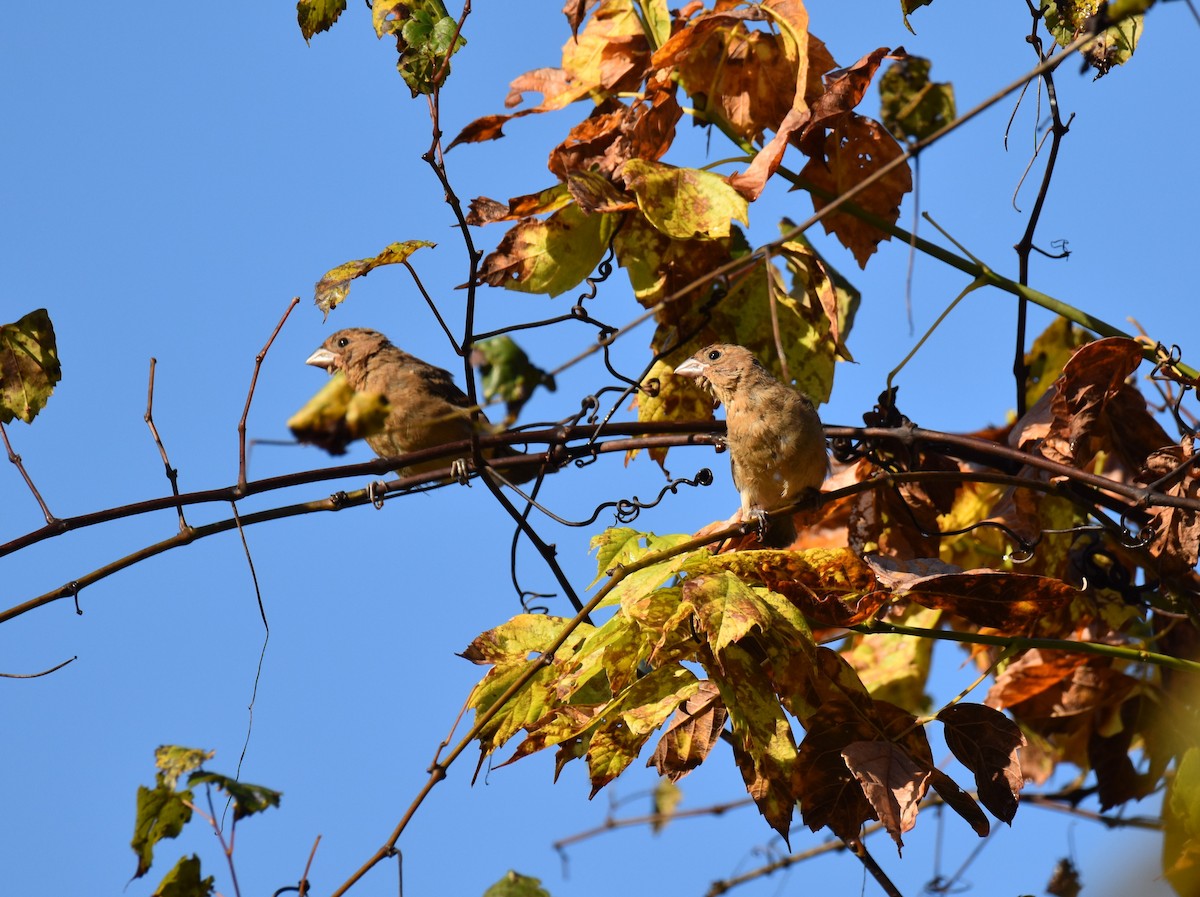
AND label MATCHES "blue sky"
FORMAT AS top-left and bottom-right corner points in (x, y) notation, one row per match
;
(1, 3), (1194, 896)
